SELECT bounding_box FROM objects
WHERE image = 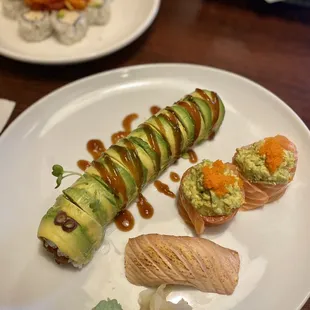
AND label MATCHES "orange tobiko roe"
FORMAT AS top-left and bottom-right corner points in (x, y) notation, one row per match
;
(202, 160), (237, 197)
(259, 137), (284, 173)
